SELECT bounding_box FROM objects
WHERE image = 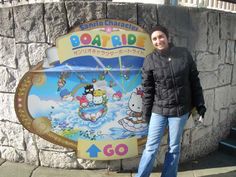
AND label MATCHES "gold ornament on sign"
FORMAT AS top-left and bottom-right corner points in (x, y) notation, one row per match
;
(32, 117), (52, 135)
(32, 73), (46, 86)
